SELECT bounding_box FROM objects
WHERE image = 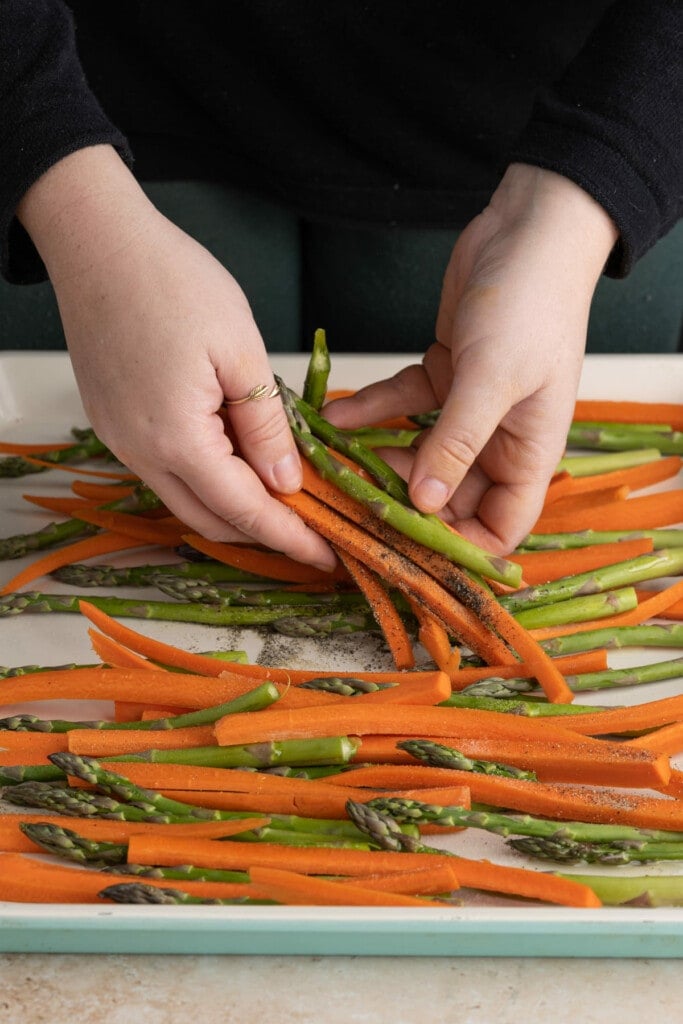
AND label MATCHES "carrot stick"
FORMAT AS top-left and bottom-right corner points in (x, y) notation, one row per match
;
(21, 493), (104, 515)
(529, 578), (683, 640)
(510, 538), (655, 584)
(0, 532), (153, 596)
(0, 731), (70, 760)
(410, 600), (459, 674)
(334, 547), (415, 670)
(156, 785), (470, 822)
(572, 400), (683, 431)
(0, 665), (273, 709)
(278, 489), (518, 667)
(213, 703), (669, 788)
(347, 864), (462, 896)
(280, 488), (574, 702)
(554, 692), (683, 737)
(88, 629), (161, 671)
(71, 482), (137, 500)
(406, 771), (683, 833)
(181, 534), (350, 584)
(0, 440), (74, 454)
(0, 814), (272, 853)
(539, 485), (632, 519)
(626, 722), (683, 755)
(532, 491), (683, 533)
(544, 458), (682, 507)
(77, 600), (455, 686)
(125, 835), (600, 907)
(66, 724), (218, 754)
(246, 865), (442, 906)
(0, 853), (269, 903)
(657, 768), (683, 800)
